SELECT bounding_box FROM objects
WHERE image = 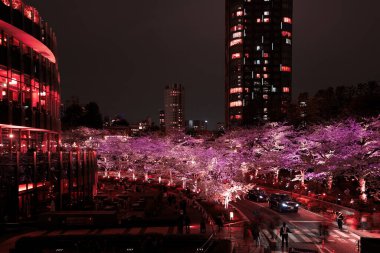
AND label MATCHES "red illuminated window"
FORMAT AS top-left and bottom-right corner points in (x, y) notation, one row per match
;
(256, 18), (261, 23)
(263, 74), (269, 79)
(283, 87), (290, 93)
(230, 101), (243, 107)
(231, 53), (241, 59)
(263, 18), (270, 23)
(235, 115), (242, 120)
(230, 87), (243, 94)
(263, 53), (269, 58)
(282, 31), (292, 38)
(236, 10), (243, 17)
(256, 74), (261, 78)
(281, 66), (292, 72)
(245, 53), (250, 58)
(283, 17), (292, 24)
(230, 39), (243, 47)
(230, 24), (244, 32)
